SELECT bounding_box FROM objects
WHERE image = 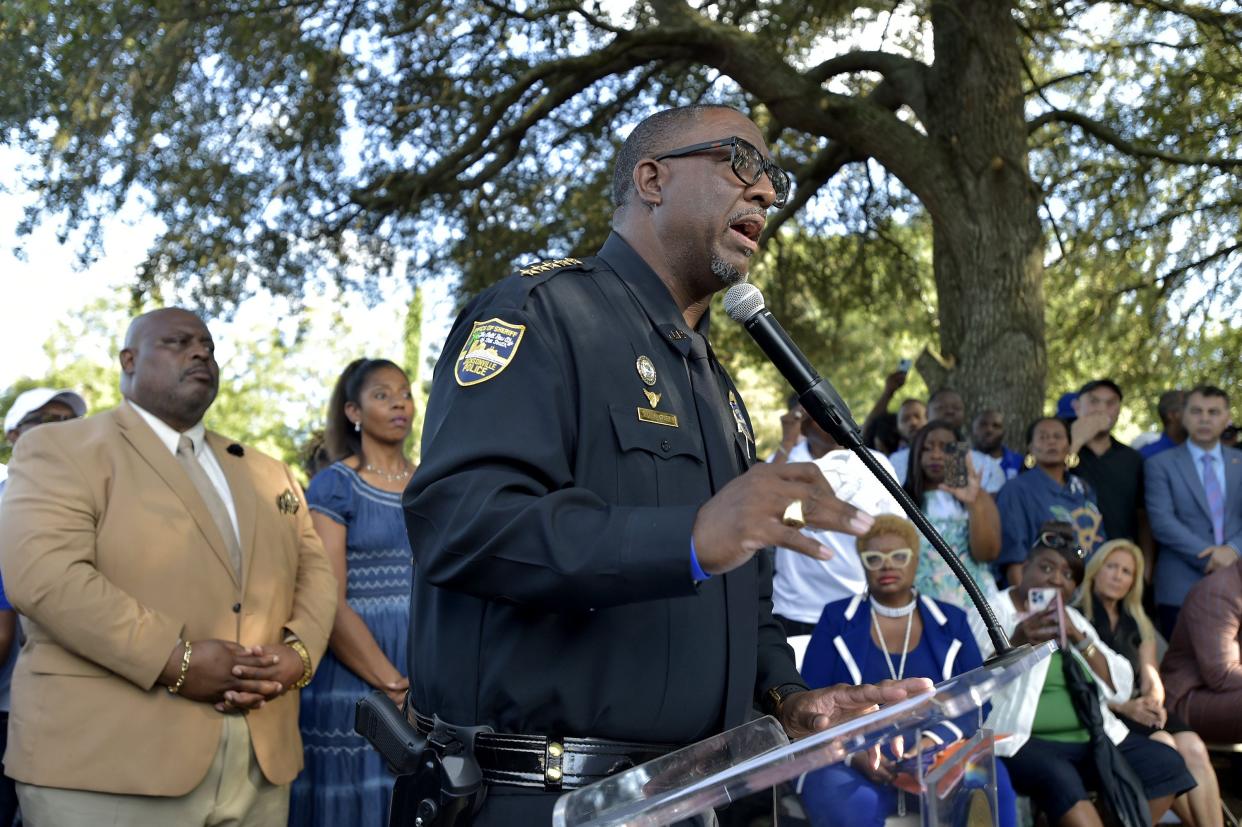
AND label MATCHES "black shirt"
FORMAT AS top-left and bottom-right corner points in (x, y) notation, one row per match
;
(1076, 436), (1144, 541)
(1089, 598), (1143, 688)
(403, 233), (802, 745)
